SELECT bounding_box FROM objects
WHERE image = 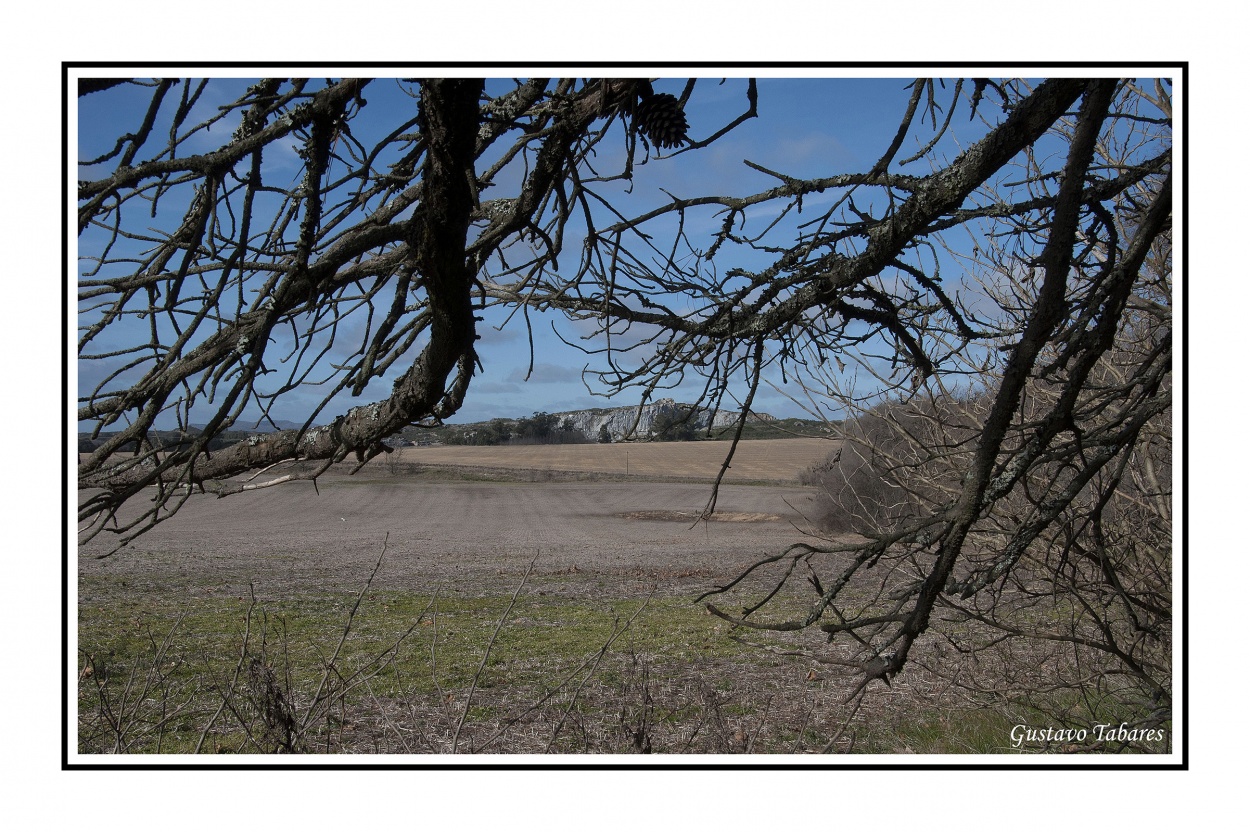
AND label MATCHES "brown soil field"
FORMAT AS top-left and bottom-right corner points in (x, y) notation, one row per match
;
(78, 474), (828, 596)
(78, 439), (838, 607)
(396, 437), (836, 483)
